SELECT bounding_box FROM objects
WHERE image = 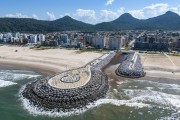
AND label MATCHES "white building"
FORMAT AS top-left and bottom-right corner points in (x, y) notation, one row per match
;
(29, 35), (37, 43)
(104, 36), (109, 49)
(84, 34), (93, 45)
(0, 33), (3, 40)
(108, 36), (121, 50)
(3, 33), (12, 43)
(38, 34), (45, 43)
(120, 36), (126, 48)
(15, 32), (20, 38)
(92, 36), (105, 49)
